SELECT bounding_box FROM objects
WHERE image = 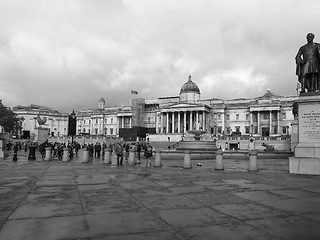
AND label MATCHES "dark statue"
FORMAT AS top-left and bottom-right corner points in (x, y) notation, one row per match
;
(295, 33), (320, 93)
